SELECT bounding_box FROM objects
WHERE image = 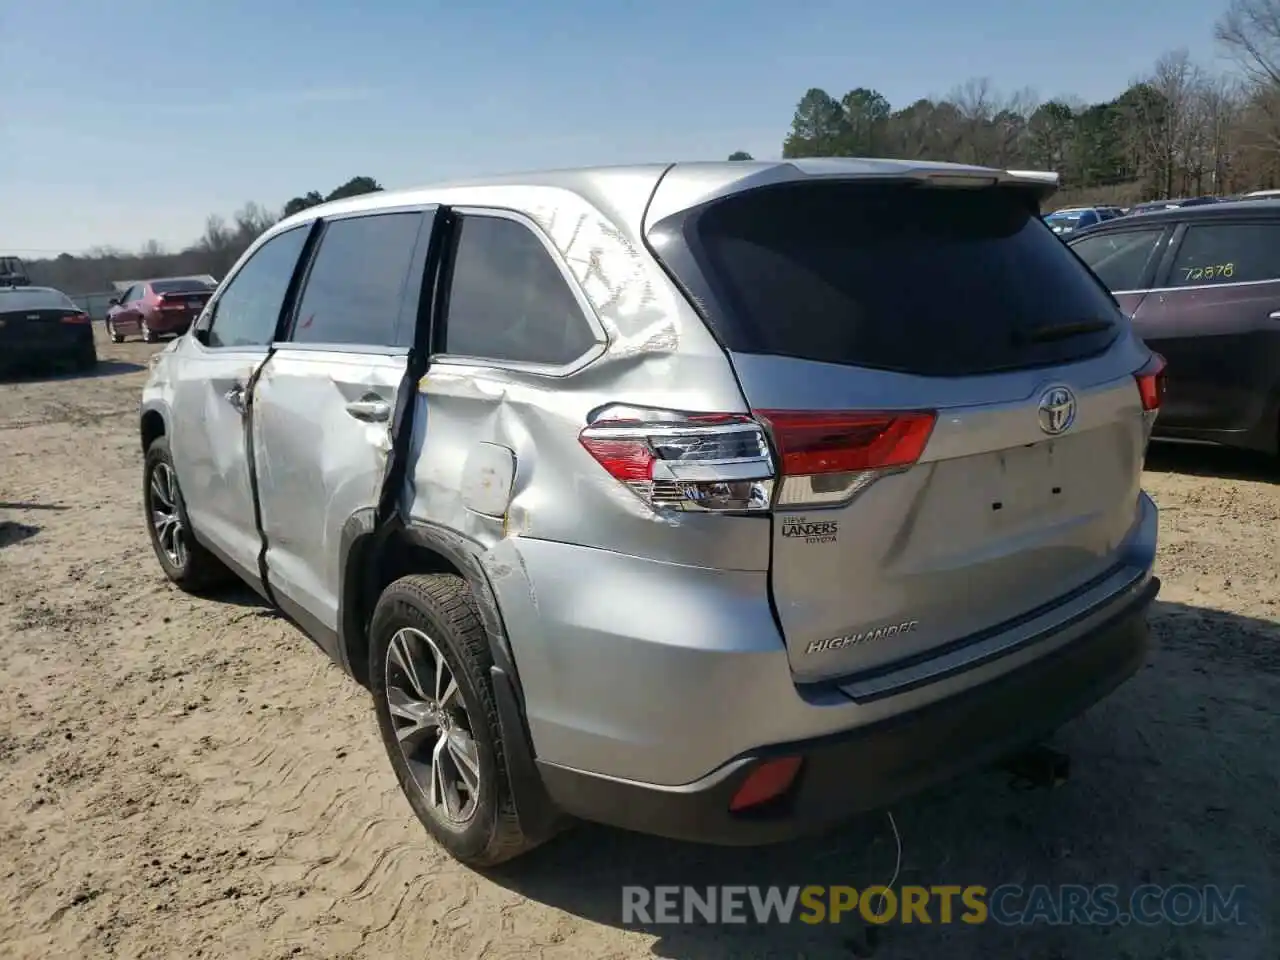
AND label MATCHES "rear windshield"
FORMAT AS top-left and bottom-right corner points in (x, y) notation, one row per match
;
(0, 288), (76, 312)
(151, 279), (214, 295)
(657, 182), (1121, 377)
